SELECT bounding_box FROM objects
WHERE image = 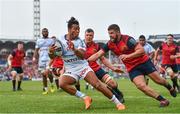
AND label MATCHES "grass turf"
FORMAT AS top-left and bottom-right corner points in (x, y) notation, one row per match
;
(0, 79), (179, 113)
